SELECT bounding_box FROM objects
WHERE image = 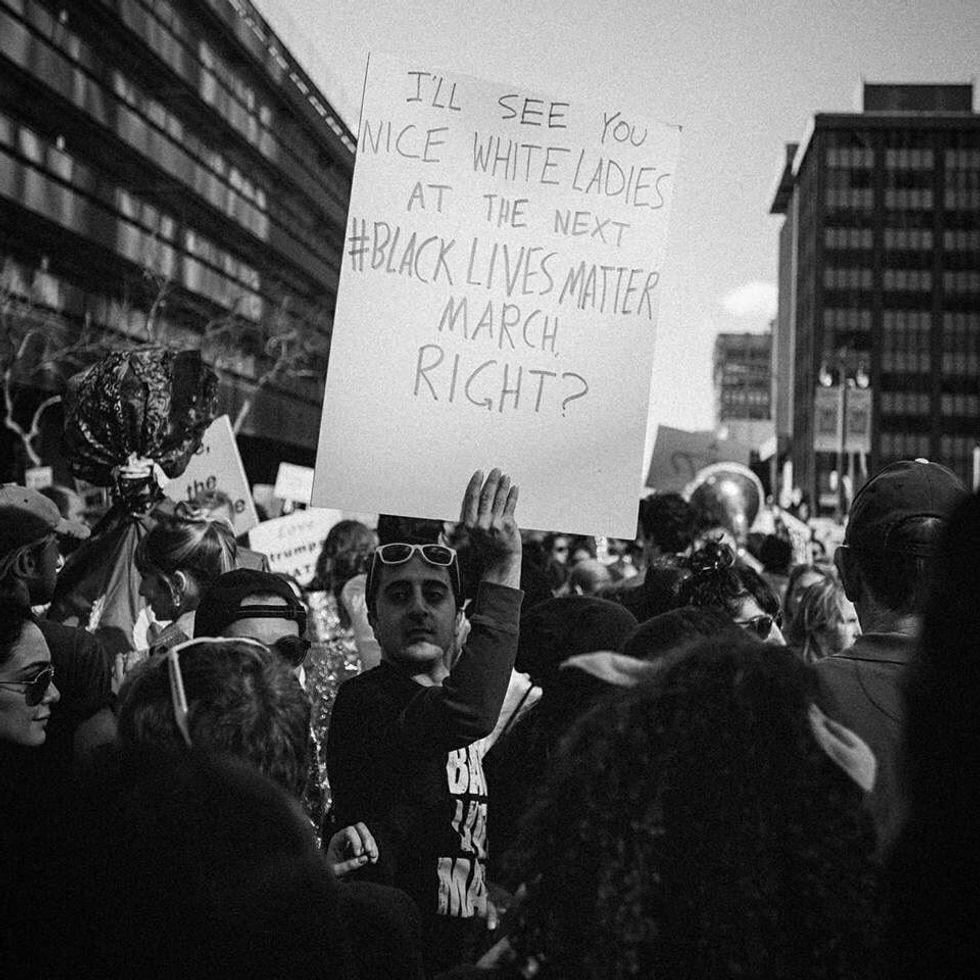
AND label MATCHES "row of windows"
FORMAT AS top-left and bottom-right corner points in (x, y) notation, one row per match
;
(882, 351), (930, 373)
(884, 310), (932, 331)
(941, 352), (980, 375)
(0, 122), (266, 319)
(823, 307), (872, 331)
(942, 393), (980, 416)
(826, 189), (873, 210)
(825, 227), (873, 249)
(884, 226), (933, 250)
(885, 188), (934, 210)
(880, 391), (929, 415)
(945, 149), (980, 170)
(945, 190), (980, 210)
(945, 230), (980, 251)
(824, 267), (872, 289)
(945, 271), (980, 294)
(883, 268), (932, 291)
(943, 311), (980, 335)
(881, 432), (931, 459)
(885, 148), (934, 170)
(827, 147), (874, 168)
(940, 436), (978, 468)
